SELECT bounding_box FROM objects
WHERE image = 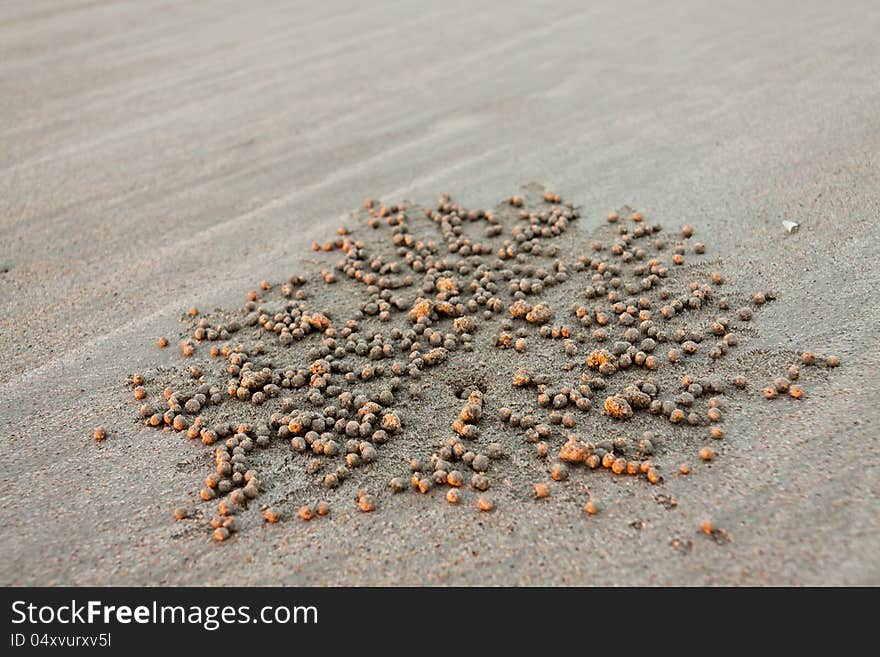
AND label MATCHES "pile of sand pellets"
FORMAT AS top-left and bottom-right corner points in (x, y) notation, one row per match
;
(113, 184), (840, 541)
